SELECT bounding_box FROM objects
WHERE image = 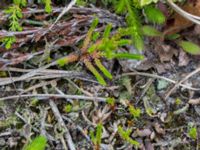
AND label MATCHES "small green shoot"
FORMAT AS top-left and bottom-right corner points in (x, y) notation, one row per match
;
(84, 60), (107, 86)
(41, 0), (52, 13)
(1, 36), (16, 49)
(94, 58), (112, 79)
(64, 104), (72, 113)
(128, 105), (141, 118)
(115, 0), (144, 50)
(106, 97), (115, 106)
(5, 4), (23, 31)
(90, 123), (103, 150)
(3, 3), (23, 49)
(118, 126), (140, 147)
(13, 0), (27, 6)
(23, 135), (47, 150)
(189, 127), (197, 140)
